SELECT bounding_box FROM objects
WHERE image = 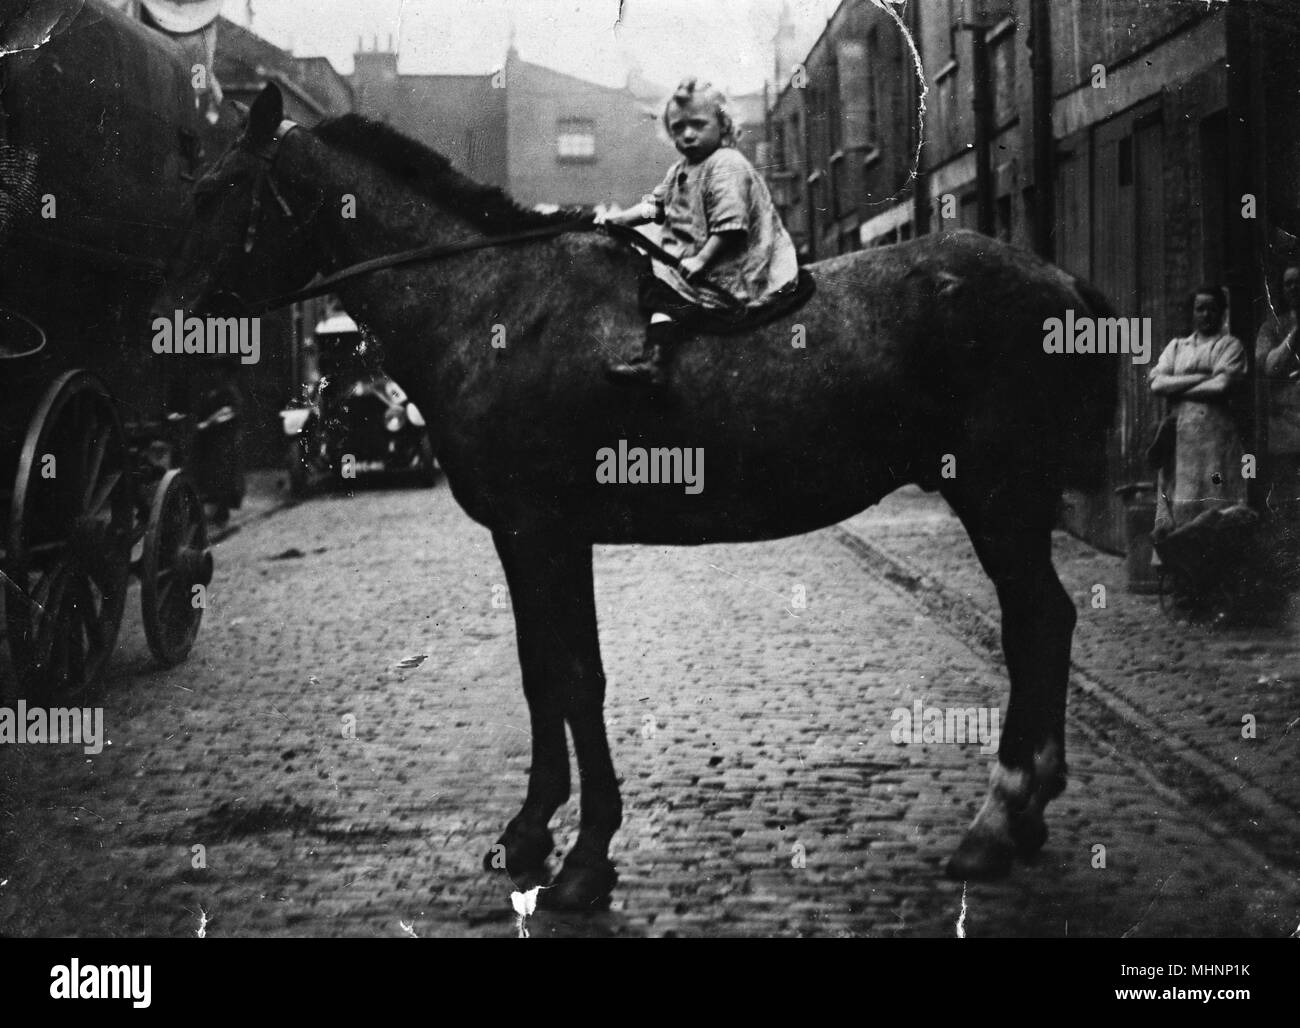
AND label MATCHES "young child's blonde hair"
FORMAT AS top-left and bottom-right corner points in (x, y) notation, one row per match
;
(662, 78), (739, 147)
